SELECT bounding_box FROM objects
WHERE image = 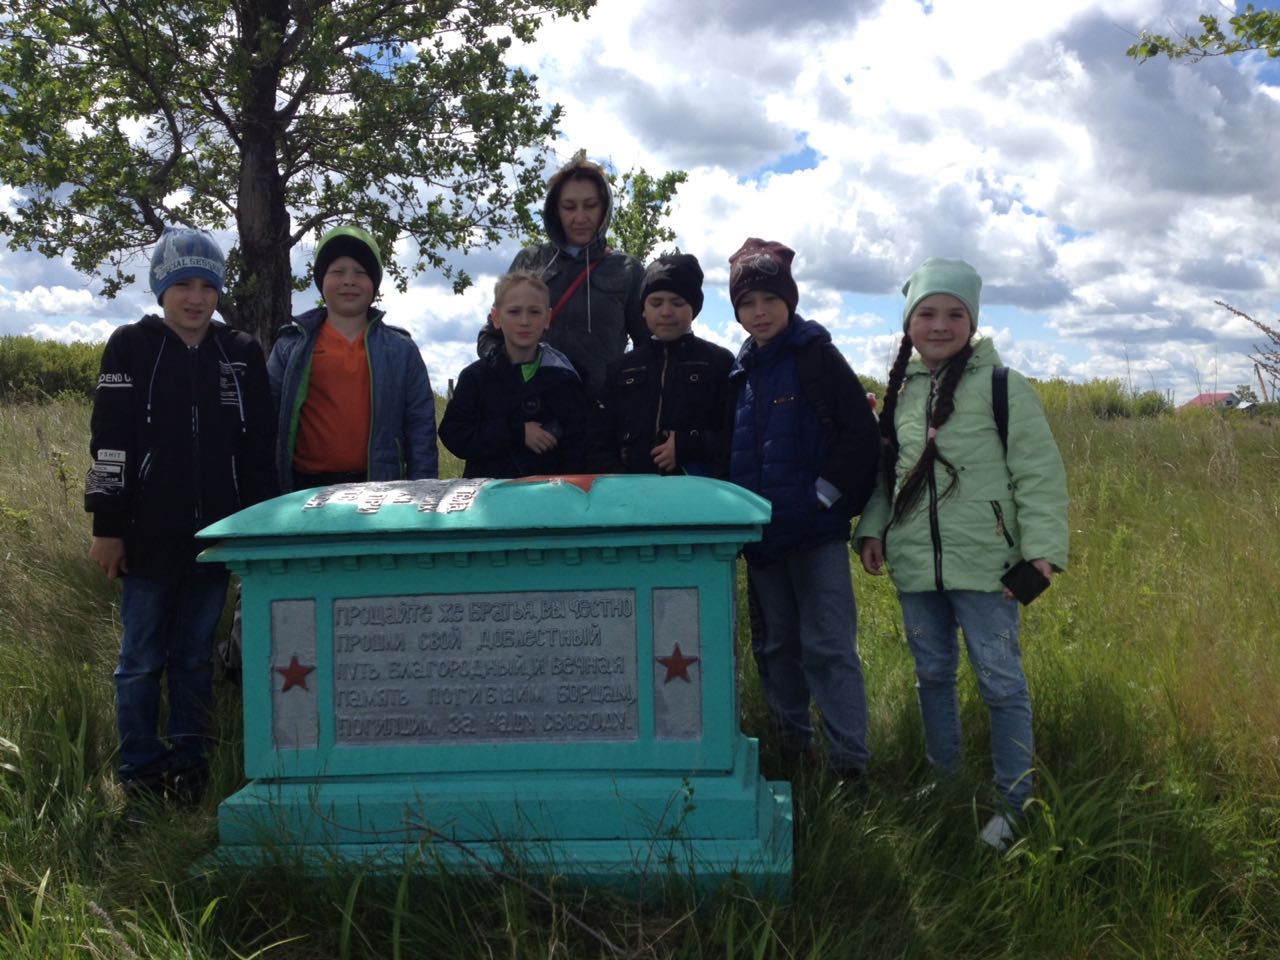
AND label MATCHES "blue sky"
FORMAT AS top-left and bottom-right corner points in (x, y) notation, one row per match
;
(3, 0), (1279, 404)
